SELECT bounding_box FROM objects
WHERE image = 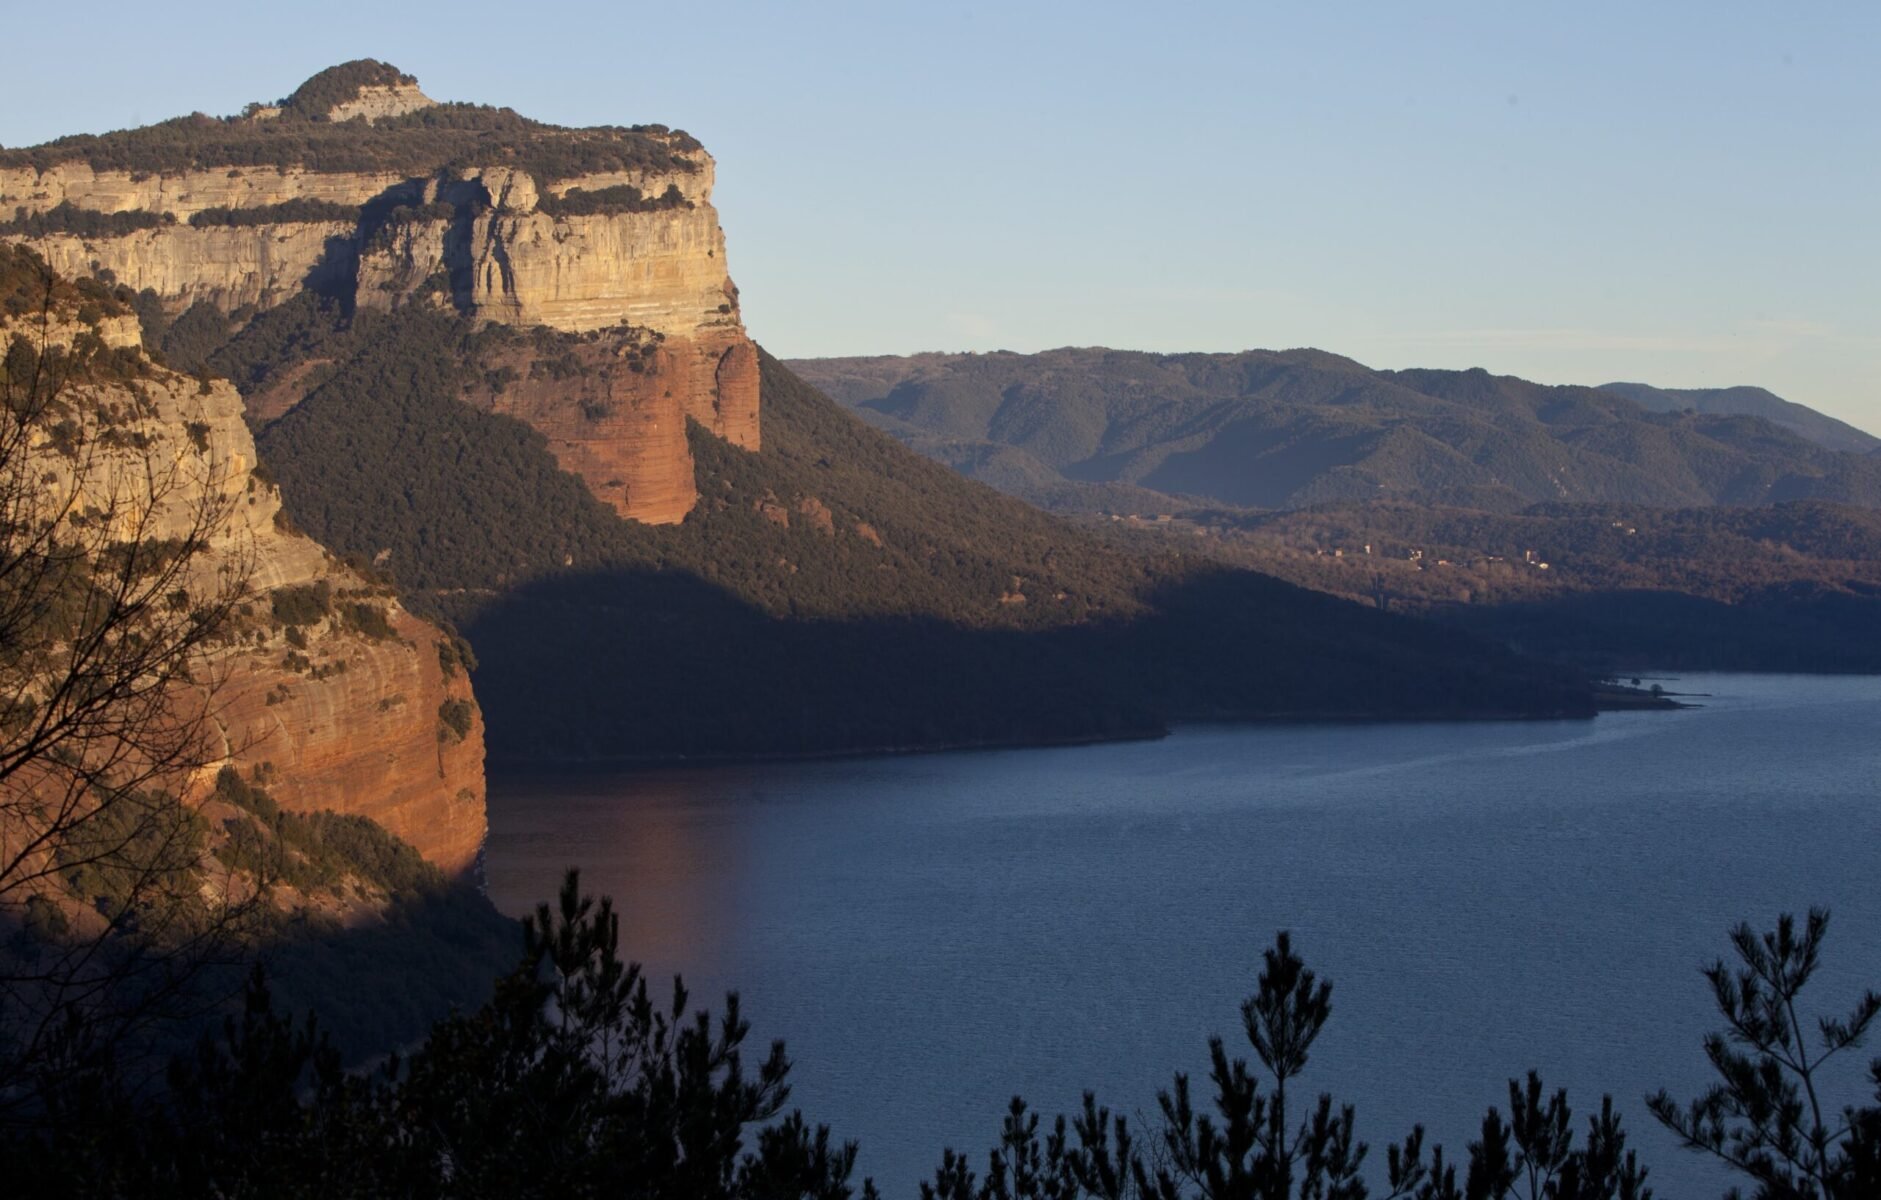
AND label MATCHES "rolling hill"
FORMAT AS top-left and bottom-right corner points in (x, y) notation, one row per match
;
(792, 349), (1881, 513)
(1597, 381), (1879, 456)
